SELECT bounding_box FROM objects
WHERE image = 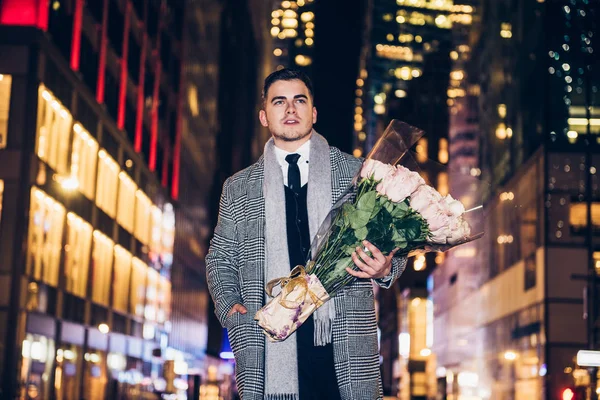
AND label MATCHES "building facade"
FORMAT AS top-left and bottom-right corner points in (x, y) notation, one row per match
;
(0, 0), (214, 398)
(432, 1), (600, 399)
